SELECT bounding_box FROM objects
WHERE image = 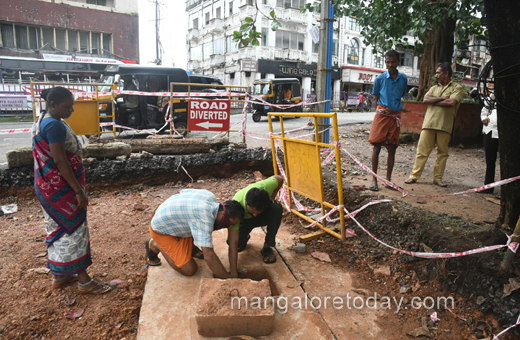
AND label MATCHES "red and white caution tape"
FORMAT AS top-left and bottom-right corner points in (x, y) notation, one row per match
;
(445, 306), (467, 322)
(340, 147), (520, 198)
(493, 314), (520, 339)
(0, 128), (32, 135)
(430, 312), (440, 323)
